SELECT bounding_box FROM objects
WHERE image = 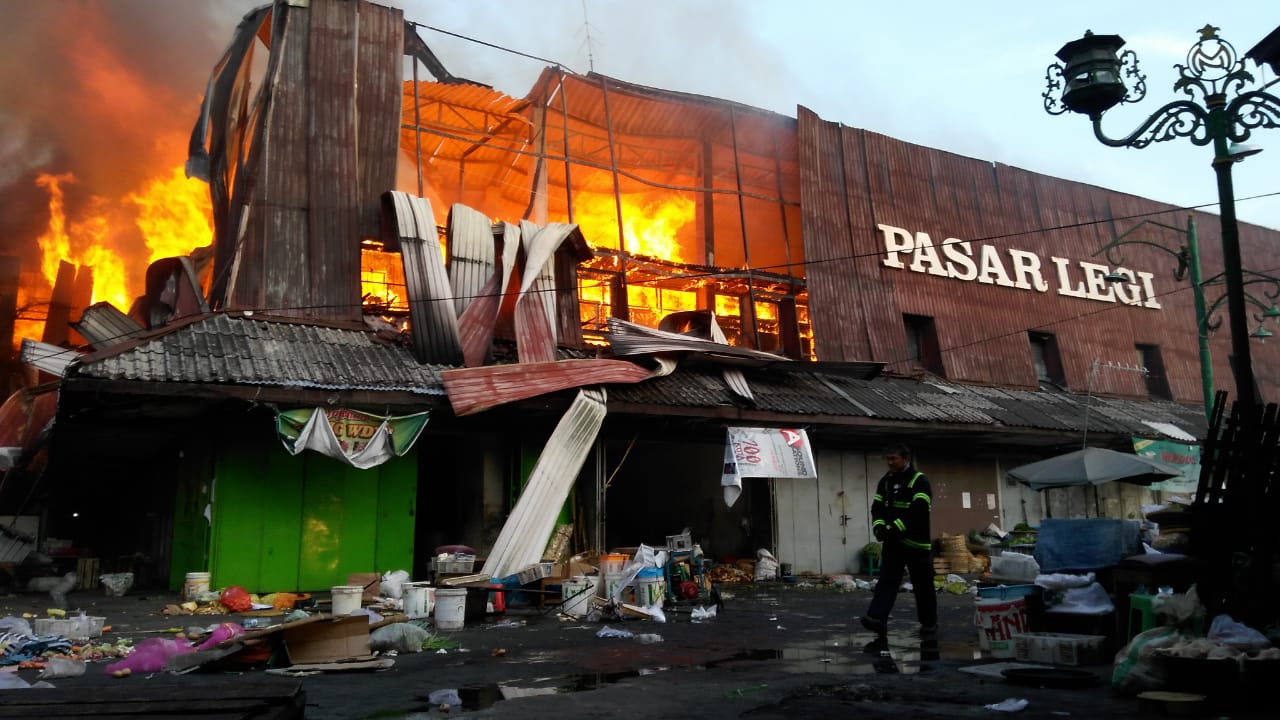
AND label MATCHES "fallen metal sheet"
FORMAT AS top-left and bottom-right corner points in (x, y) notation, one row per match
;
(607, 317), (791, 367)
(457, 221), (520, 367)
(19, 339), (80, 377)
(482, 388), (608, 579)
(71, 302), (145, 349)
(448, 203), (495, 317)
(515, 221), (576, 363)
(386, 192), (463, 364)
(442, 359), (653, 416)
